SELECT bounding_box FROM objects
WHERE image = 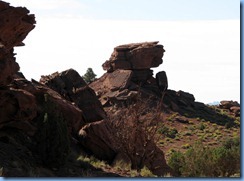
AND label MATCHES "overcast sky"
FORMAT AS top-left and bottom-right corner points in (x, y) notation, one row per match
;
(6, 0), (240, 104)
